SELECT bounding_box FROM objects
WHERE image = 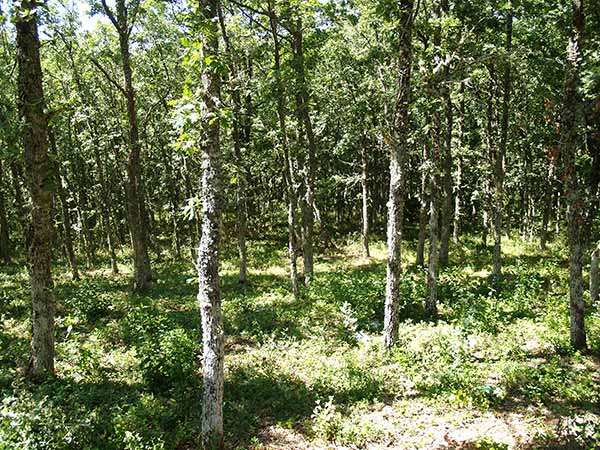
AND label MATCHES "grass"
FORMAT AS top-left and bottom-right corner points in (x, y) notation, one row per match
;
(0, 235), (599, 449)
